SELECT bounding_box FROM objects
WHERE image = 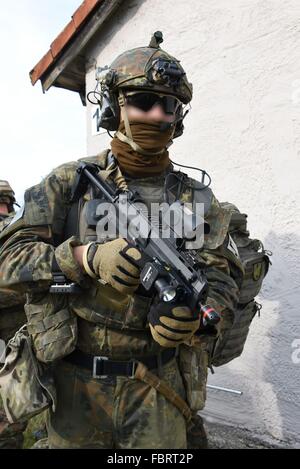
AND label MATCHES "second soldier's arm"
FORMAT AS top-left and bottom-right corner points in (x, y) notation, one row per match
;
(0, 163), (87, 294)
